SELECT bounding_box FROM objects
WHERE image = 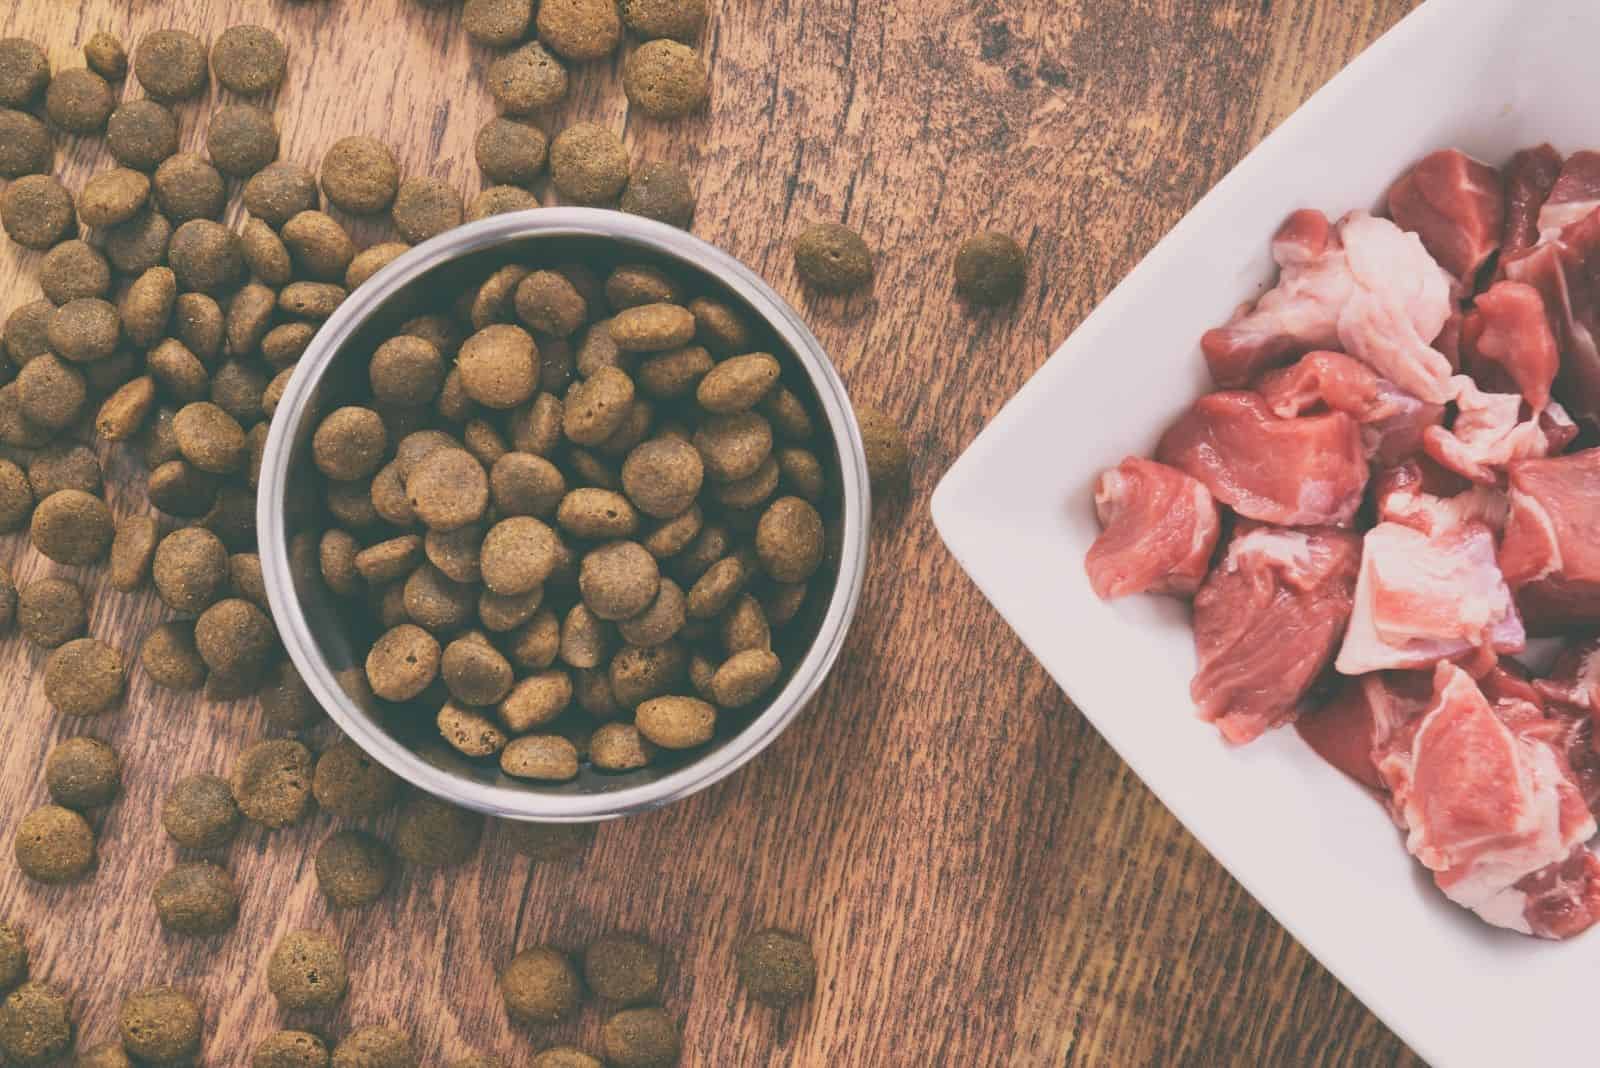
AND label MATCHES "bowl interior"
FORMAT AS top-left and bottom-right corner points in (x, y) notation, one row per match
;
(274, 226), (854, 803)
